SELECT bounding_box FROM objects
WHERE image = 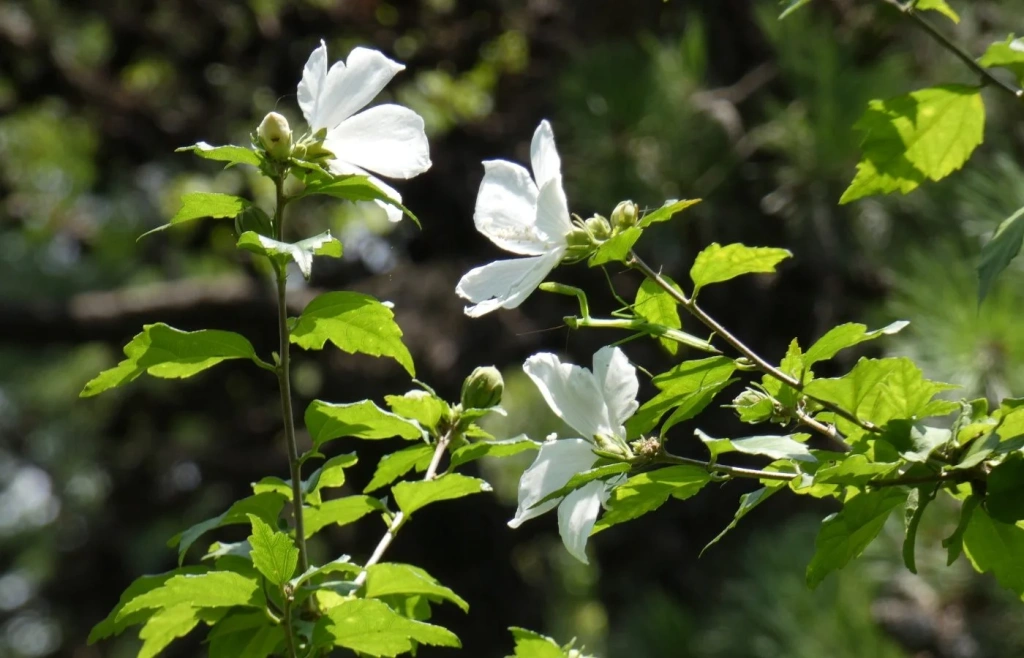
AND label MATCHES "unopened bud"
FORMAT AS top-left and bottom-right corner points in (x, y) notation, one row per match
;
(584, 215), (612, 241)
(731, 389), (775, 424)
(610, 200), (639, 232)
(258, 112), (293, 161)
(461, 366), (504, 409)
